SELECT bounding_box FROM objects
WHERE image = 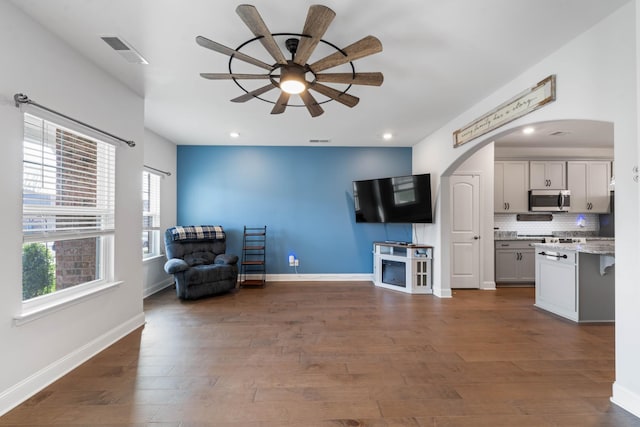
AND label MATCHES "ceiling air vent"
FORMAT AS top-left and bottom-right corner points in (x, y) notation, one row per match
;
(309, 139), (331, 144)
(101, 36), (148, 64)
